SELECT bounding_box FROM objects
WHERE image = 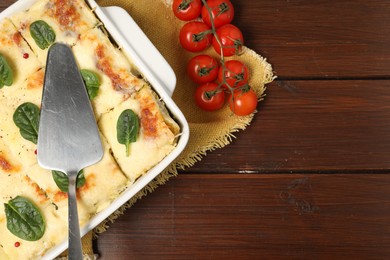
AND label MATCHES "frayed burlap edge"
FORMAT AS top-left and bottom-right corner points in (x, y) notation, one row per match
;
(93, 47), (275, 236)
(56, 255), (98, 260)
